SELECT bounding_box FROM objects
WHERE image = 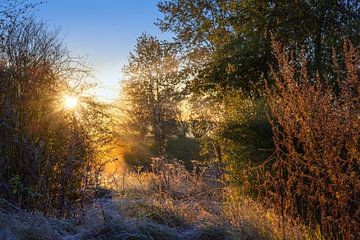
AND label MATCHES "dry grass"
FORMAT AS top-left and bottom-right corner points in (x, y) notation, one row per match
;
(0, 158), (309, 240)
(264, 39), (360, 239)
